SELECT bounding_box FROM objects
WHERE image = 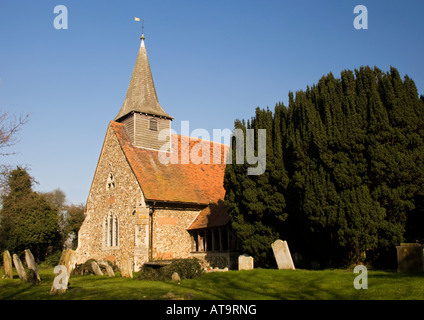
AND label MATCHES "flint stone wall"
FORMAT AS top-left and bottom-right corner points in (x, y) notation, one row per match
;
(152, 207), (200, 261)
(76, 125), (147, 271)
